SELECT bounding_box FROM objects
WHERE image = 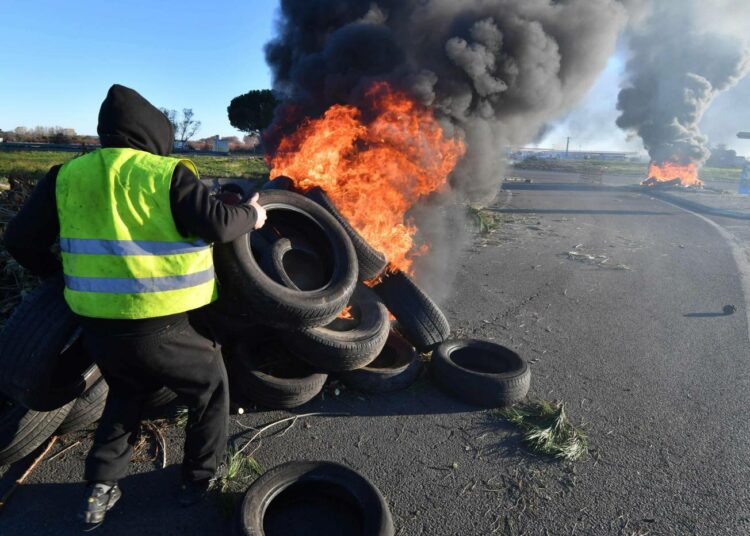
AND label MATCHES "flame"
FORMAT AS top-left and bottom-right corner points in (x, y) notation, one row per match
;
(643, 161), (703, 187)
(268, 81), (465, 274)
(338, 306), (354, 320)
